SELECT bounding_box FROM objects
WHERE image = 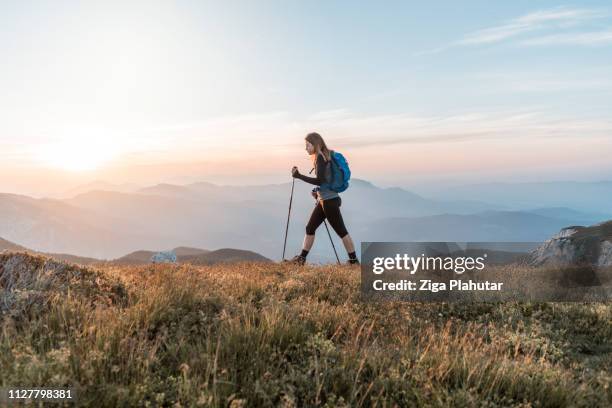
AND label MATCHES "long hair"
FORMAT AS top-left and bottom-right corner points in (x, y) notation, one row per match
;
(305, 132), (331, 167)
